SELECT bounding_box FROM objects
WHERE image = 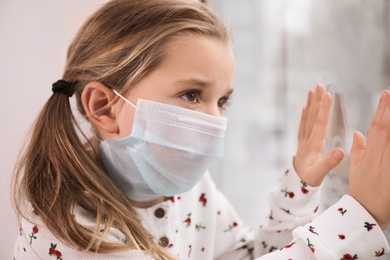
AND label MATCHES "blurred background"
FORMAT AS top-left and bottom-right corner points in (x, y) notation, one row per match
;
(1, 0), (390, 258)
